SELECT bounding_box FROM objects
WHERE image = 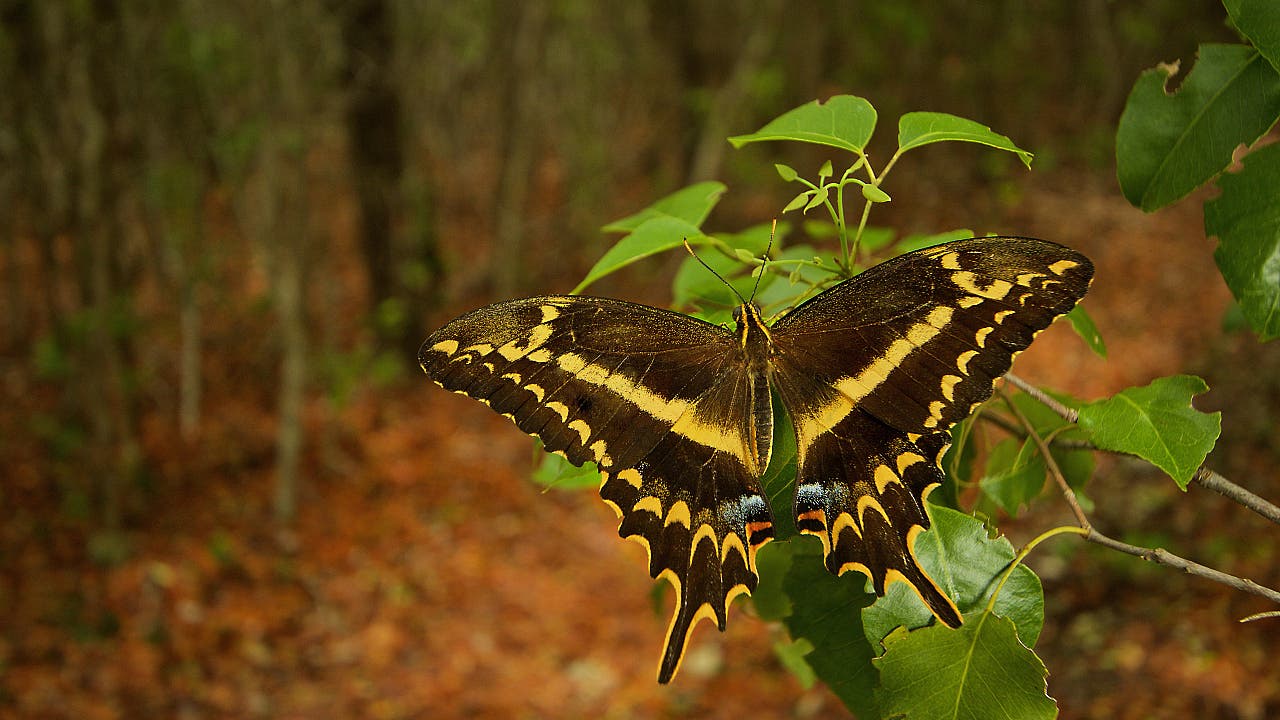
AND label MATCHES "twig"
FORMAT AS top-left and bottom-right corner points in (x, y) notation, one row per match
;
(1004, 373), (1280, 528)
(1004, 372), (1077, 422)
(1001, 375), (1280, 610)
(998, 385), (1090, 529)
(1083, 529), (1280, 606)
(976, 409), (1095, 450)
(1192, 465), (1280, 527)
(1240, 611), (1280, 623)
